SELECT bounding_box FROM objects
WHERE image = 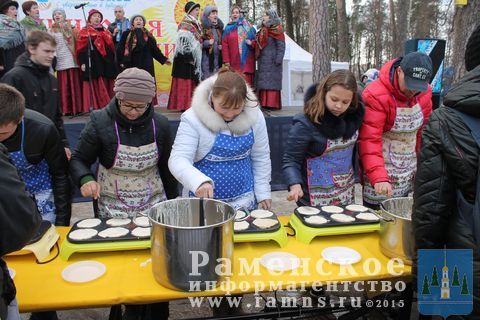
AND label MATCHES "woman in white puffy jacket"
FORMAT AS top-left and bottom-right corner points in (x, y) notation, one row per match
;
(168, 68), (272, 210)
